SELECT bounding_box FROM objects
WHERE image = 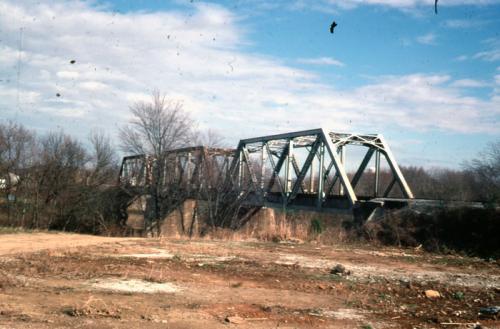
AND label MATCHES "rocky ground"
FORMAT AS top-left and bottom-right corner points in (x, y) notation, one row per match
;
(0, 233), (498, 328)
